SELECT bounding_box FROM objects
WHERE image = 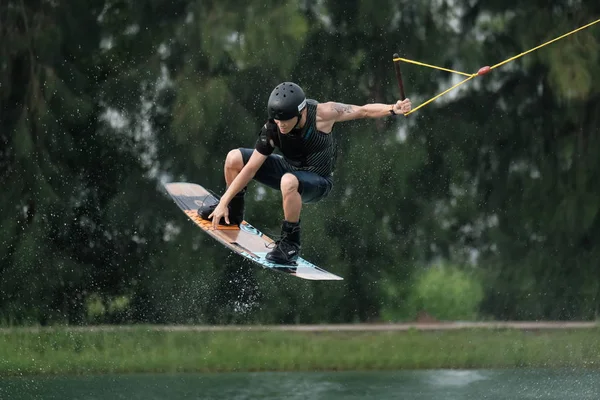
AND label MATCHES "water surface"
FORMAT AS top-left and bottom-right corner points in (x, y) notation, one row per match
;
(1, 369), (599, 399)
